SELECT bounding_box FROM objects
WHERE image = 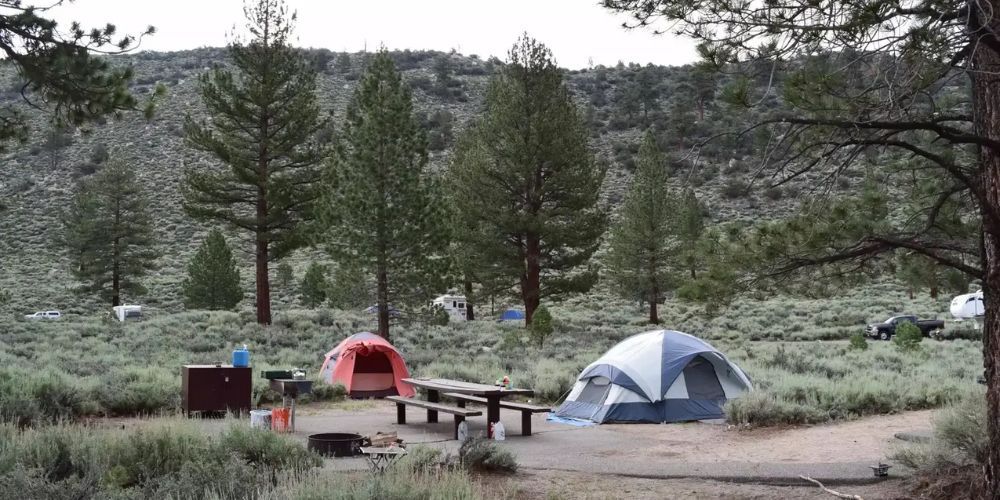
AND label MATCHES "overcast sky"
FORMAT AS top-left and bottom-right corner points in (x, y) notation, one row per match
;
(45, 0), (698, 69)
